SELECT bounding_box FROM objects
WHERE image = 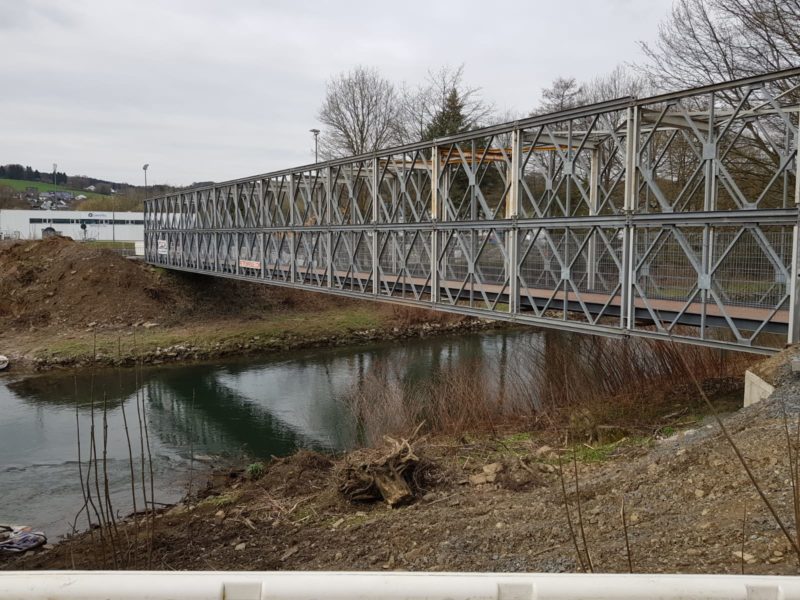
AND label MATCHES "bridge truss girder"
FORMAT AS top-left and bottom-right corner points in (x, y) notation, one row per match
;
(145, 68), (800, 354)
